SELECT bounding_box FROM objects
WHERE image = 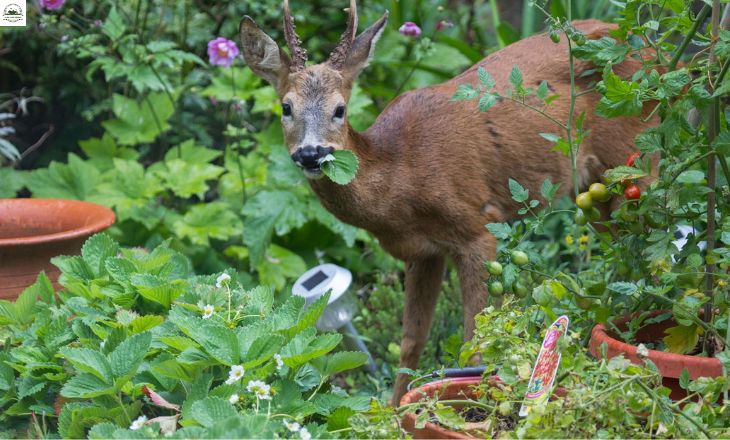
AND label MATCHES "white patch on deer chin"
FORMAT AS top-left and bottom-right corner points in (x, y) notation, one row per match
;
(303, 168), (323, 179)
